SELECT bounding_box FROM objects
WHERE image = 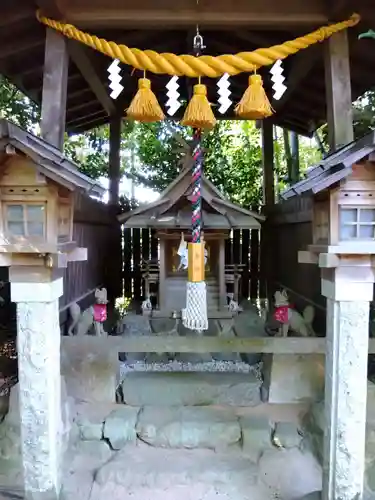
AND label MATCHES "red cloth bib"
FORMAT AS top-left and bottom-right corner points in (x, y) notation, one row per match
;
(274, 305), (292, 324)
(93, 304), (107, 323)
